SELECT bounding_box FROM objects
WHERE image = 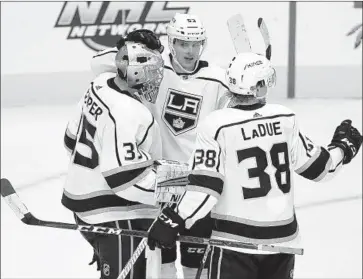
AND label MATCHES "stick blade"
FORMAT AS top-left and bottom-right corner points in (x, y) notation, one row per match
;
(266, 45), (272, 60)
(1, 178), (33, 223)
(227, 14), (252, 53)
(258, 17), (270, 39)
(257, 17), (263, 28)
(1, 178), (15, 197)
(257, 17), (272, 60)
